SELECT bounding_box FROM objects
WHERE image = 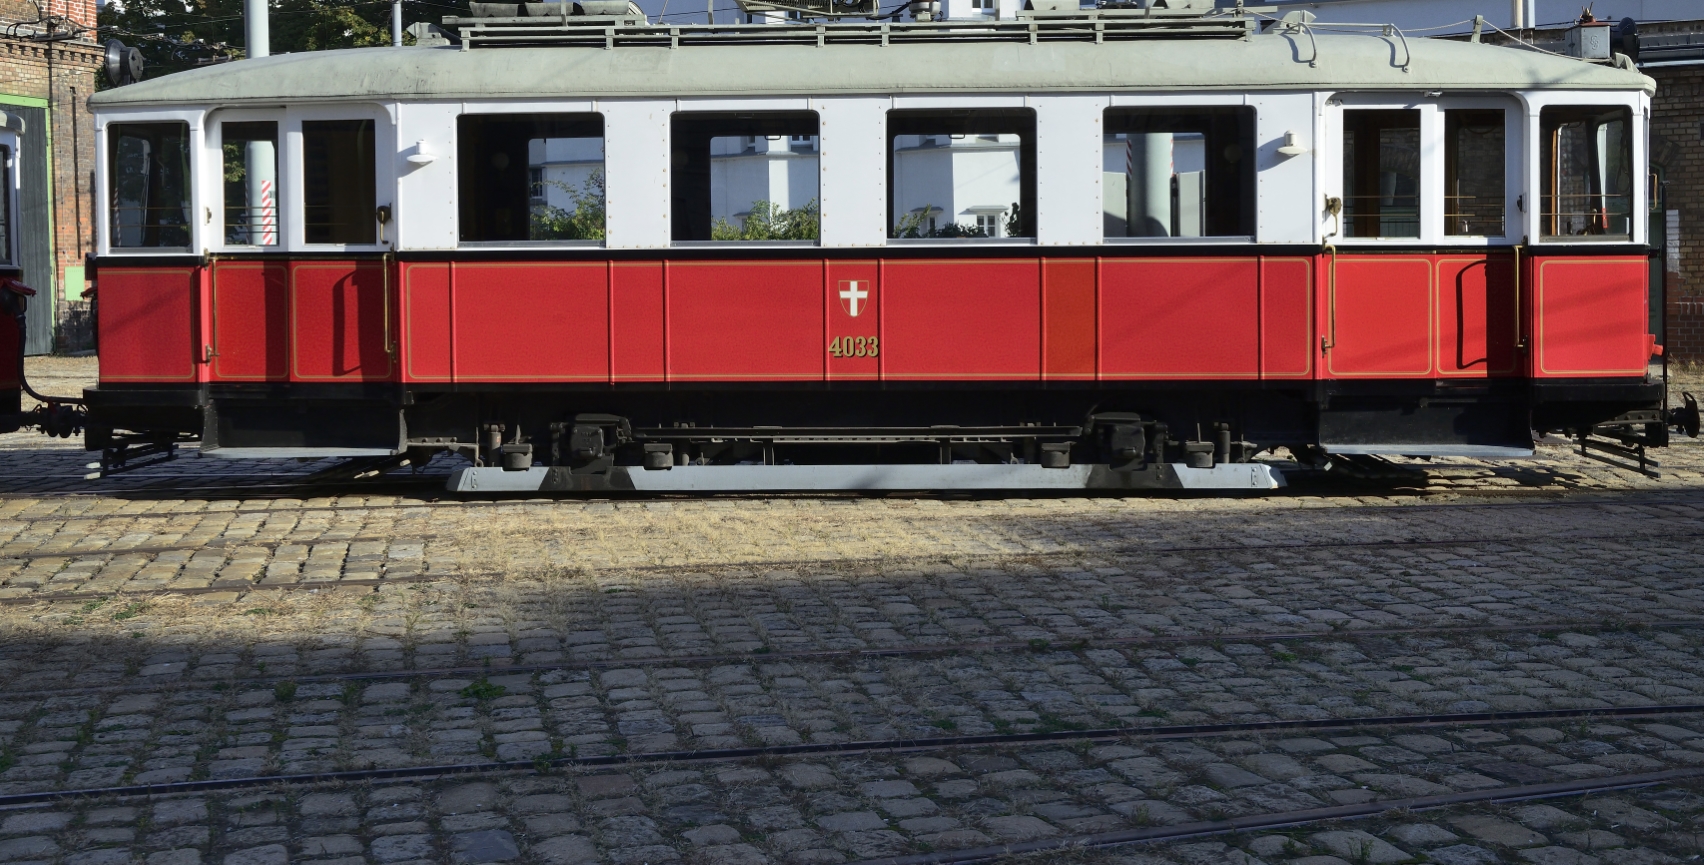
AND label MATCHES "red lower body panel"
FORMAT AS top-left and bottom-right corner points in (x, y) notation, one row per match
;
(211, 260), (289, 381)
(99, 267), (201, 384)
(1532, 256), (1650, 377)
(96, 251), (1651, 388)
(1100, 258), (1260, 379)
